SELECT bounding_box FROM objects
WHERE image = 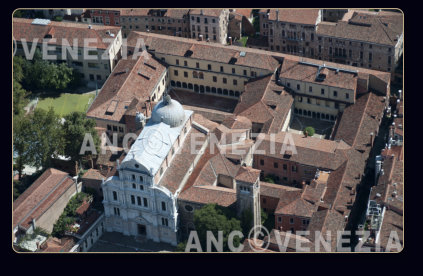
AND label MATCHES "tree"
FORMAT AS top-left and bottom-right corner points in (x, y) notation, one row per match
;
(193, 204), (242, 252)
(13, 56), (30, 118)
(62, 112), (100, 163)
(303, 126), (315, 137)
(13, 108), (65, 178)
(21, 49), (75, 92)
